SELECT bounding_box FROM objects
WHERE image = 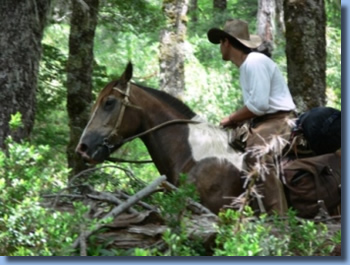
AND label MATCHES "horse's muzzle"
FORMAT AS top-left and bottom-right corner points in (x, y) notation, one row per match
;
(75, 130), (112, 164)
(76, 143), (111, 164)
